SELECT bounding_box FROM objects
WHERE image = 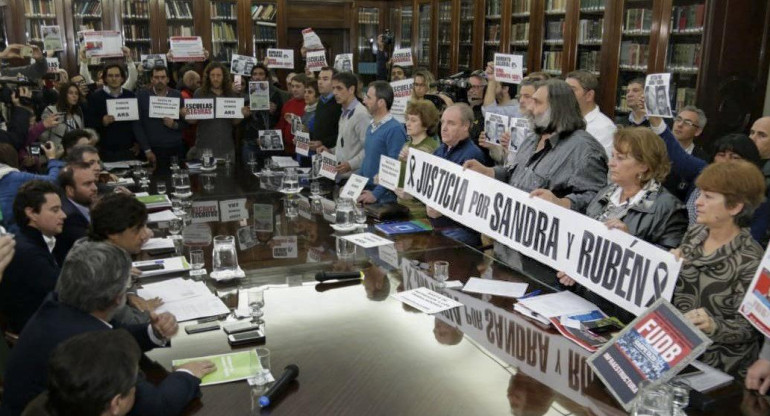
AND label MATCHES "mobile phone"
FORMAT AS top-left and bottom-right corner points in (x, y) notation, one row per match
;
(28, 144), (40, 155)
(136, 264), (164, 272)
(223, 321), (261, 335)
(146, 247), (176, 256)
(184, 321), (220, 334)
(227, 329), (265, 346)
